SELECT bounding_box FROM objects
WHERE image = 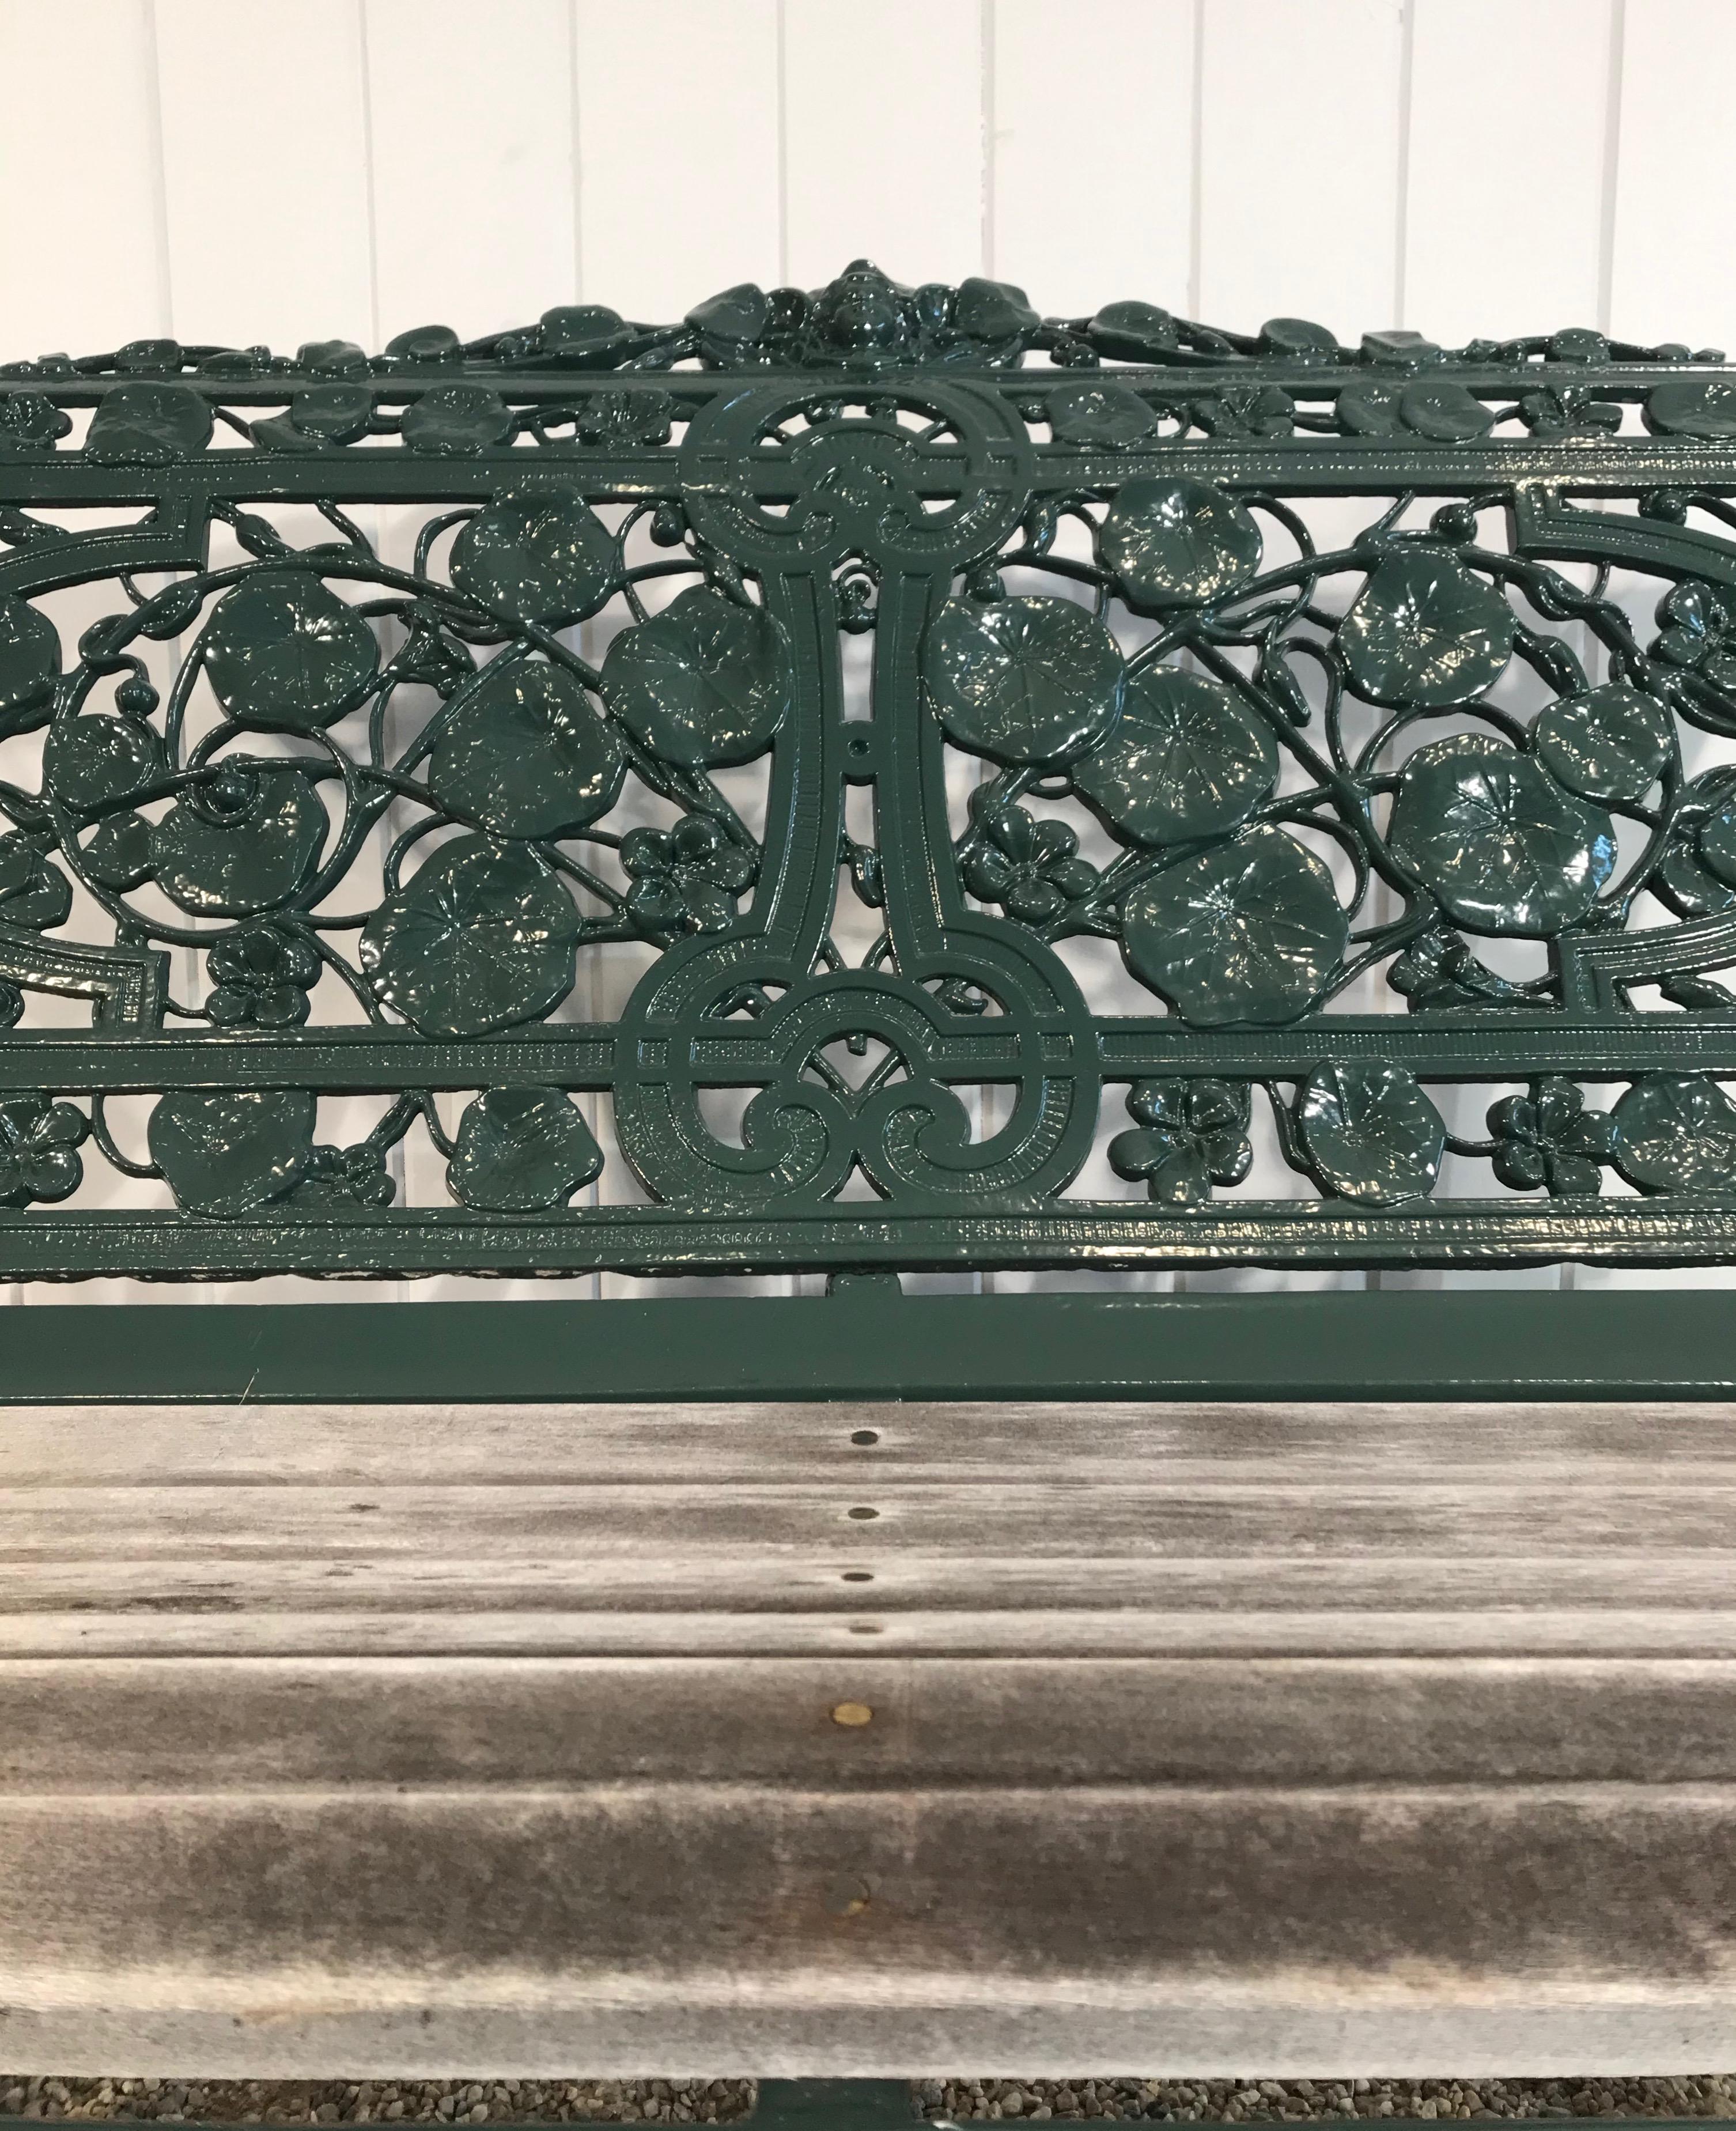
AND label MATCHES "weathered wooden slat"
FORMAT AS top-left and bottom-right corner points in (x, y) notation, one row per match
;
(6, 1656), (1736, 1788)
(1, 1786), (1734, 2075)
(6, 1399), (1736, 1483)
